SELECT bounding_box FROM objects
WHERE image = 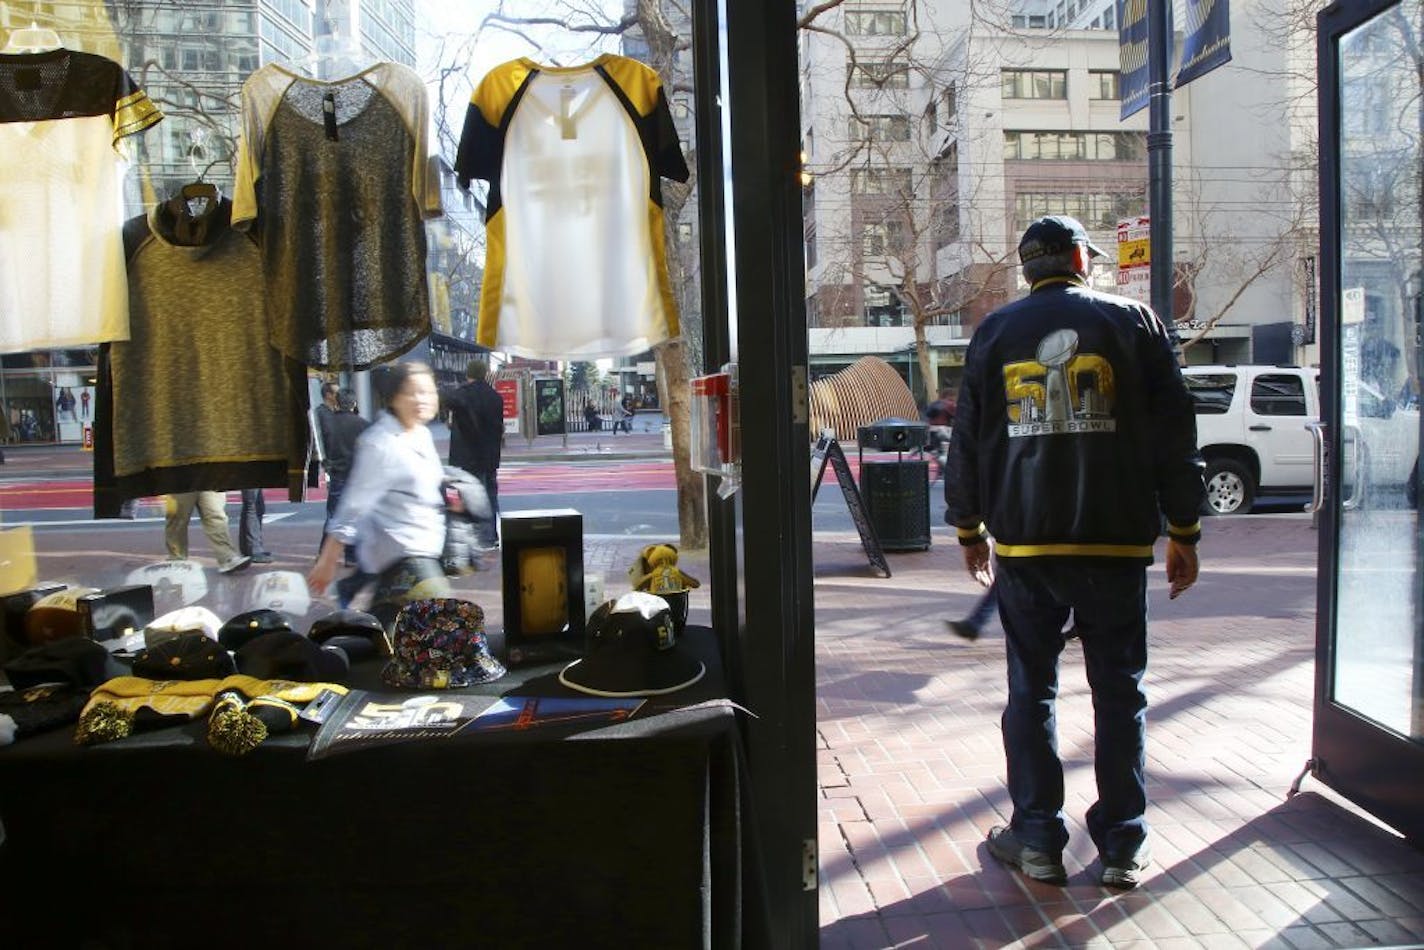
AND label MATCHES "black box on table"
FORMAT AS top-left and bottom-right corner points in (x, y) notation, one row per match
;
(0, 584), (67, 662)
(500, 509), (584, 667)
(77, 585), (155, 643)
